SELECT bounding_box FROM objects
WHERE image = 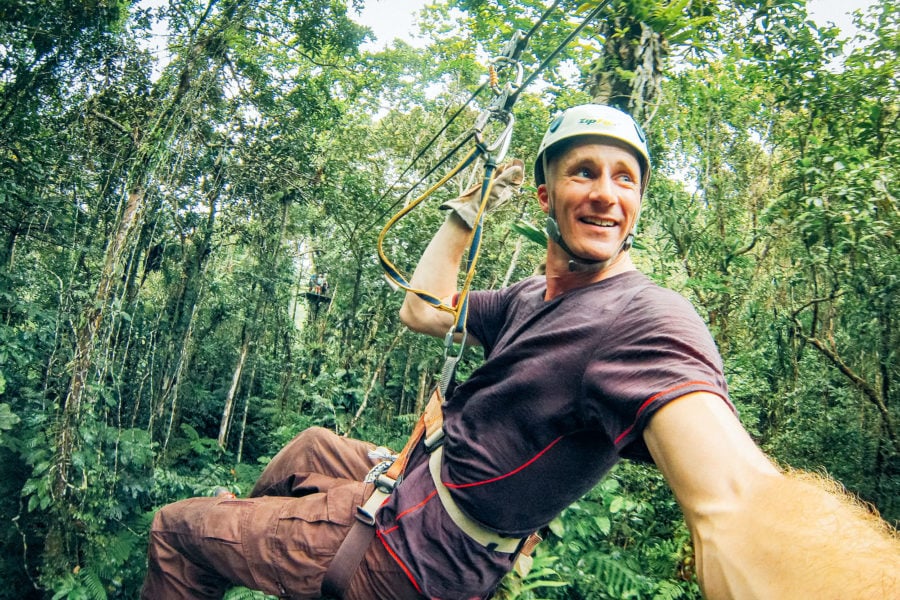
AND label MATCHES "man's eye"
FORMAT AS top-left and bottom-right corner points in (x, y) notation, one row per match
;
(576, 167), (592, 178)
